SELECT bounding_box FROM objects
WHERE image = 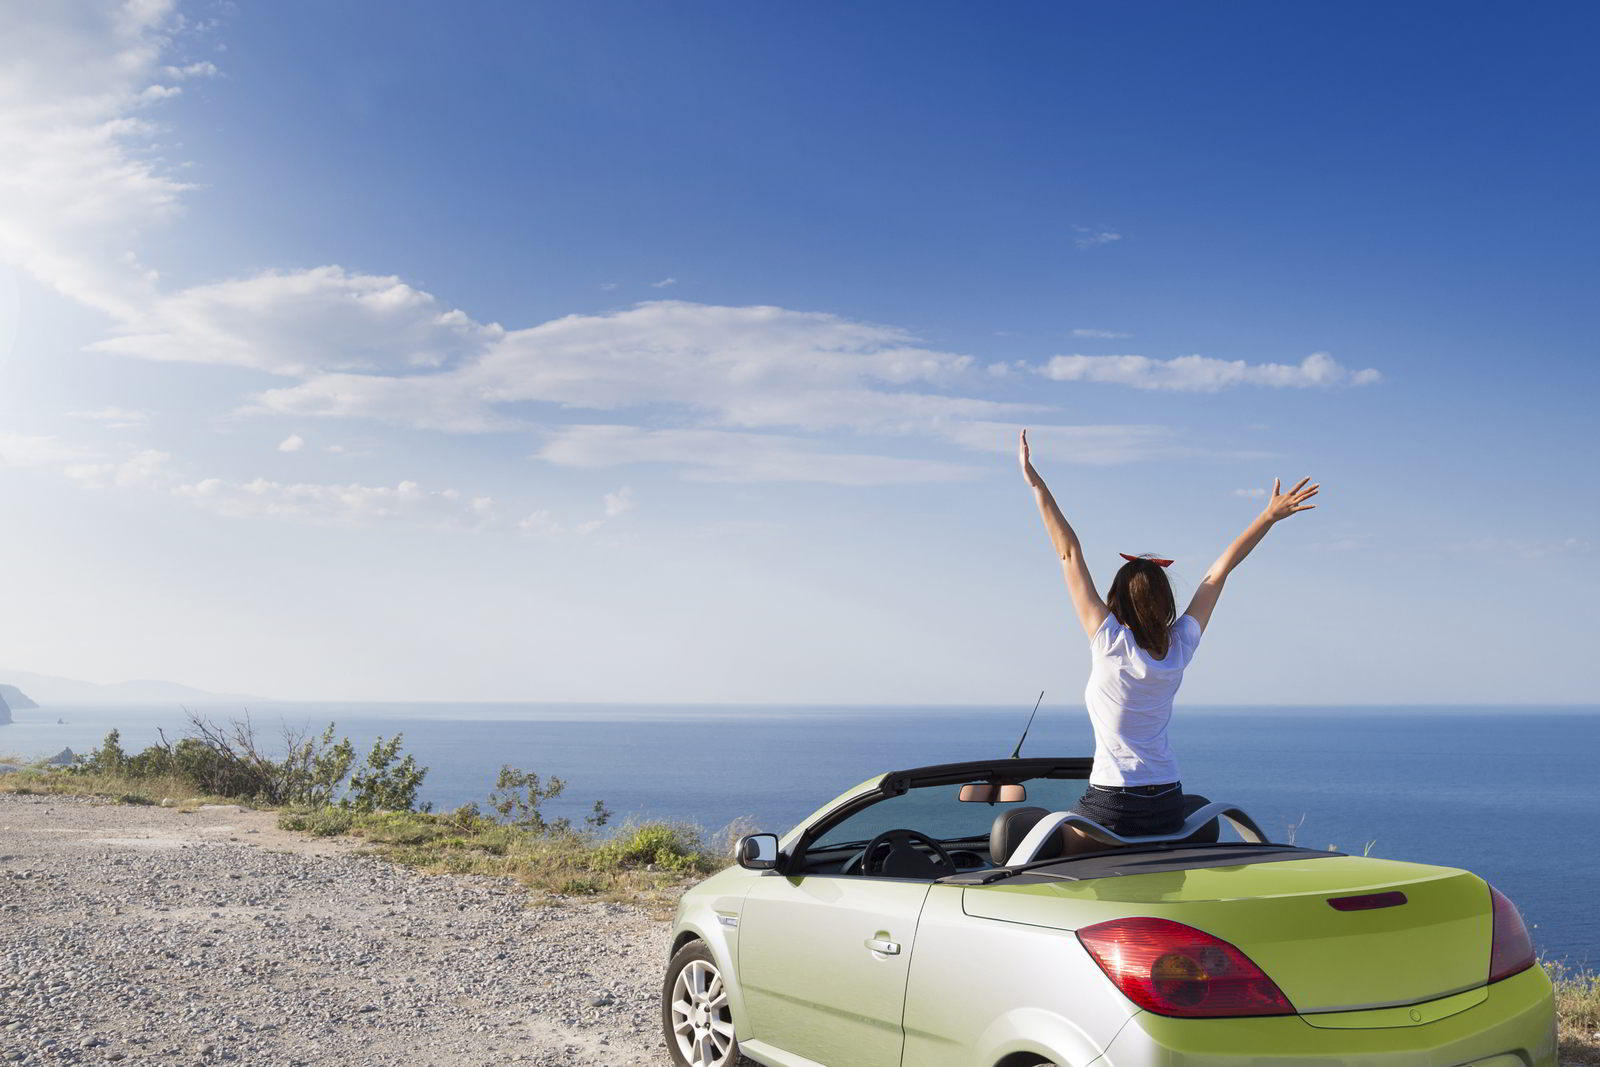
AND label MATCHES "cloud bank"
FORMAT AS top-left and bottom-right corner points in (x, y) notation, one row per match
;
(0, 3), (1386, 505)
(1042, 351), (1381, 391)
